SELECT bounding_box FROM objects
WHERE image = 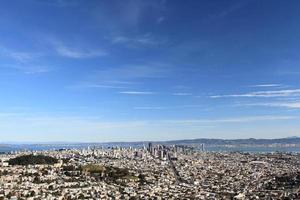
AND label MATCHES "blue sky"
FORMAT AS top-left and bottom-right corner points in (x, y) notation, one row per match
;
(0, 0), (300, 142)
